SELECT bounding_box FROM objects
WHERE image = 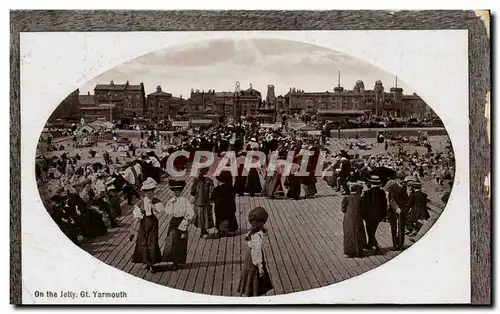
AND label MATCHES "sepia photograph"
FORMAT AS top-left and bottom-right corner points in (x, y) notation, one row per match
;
(12, 10), (489, 305)
(35, 37), (455, 297)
